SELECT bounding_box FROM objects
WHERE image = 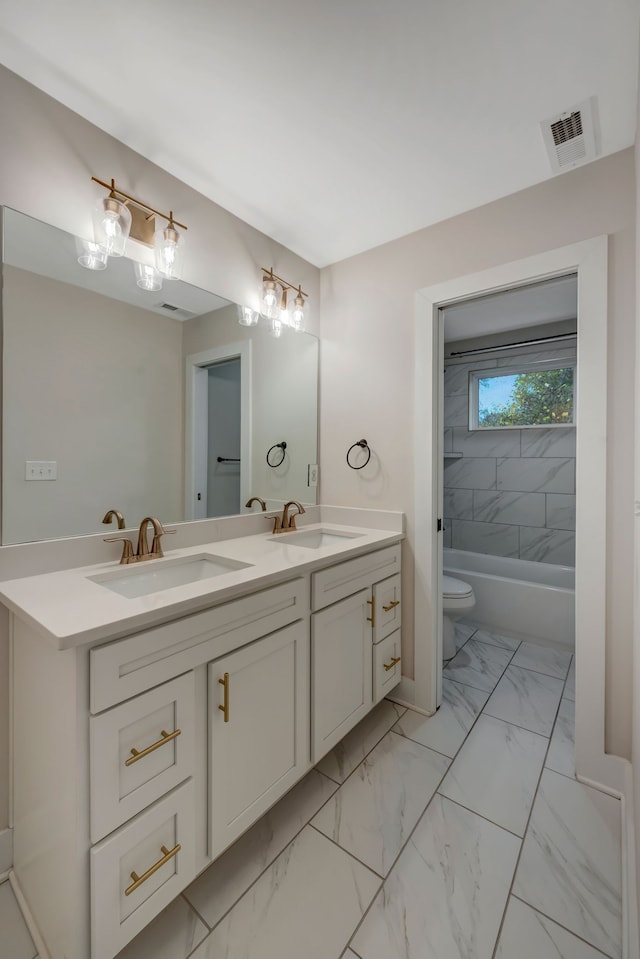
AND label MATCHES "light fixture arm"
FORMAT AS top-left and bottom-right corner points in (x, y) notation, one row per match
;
(91, 177), (188, 231)
(261, 267), (308, 300)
